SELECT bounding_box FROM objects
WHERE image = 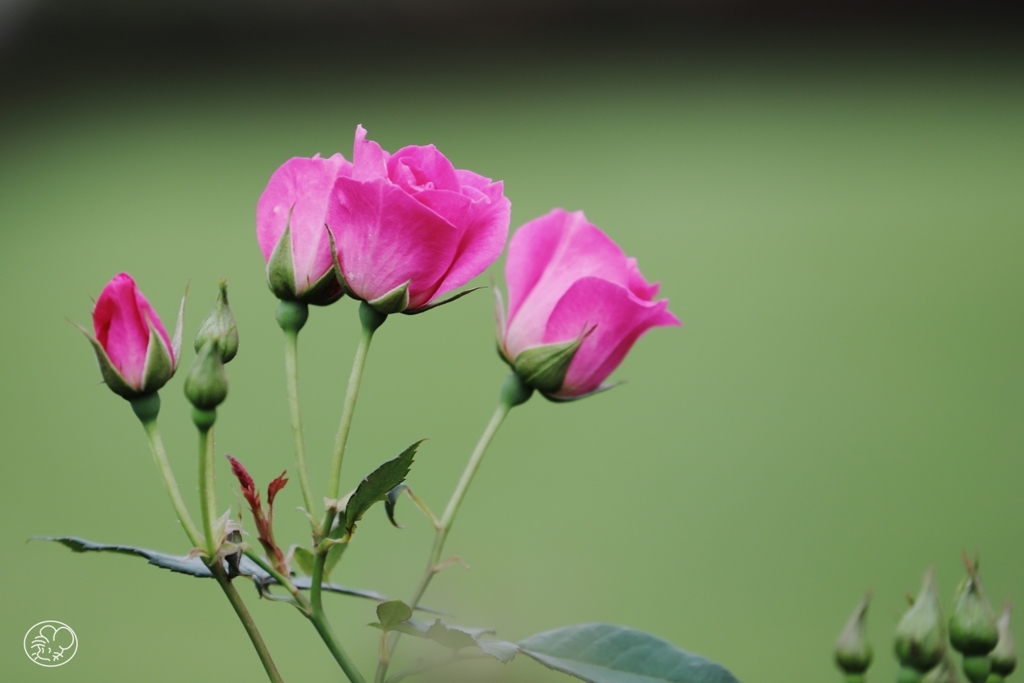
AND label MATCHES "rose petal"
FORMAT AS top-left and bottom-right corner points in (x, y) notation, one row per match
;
(351, 125), (389, 182)
(387, 144), (460, 193)
(330, 176), (459, 307)
(427, 181), (510, 303)
(541, 277), (680, 396)
(504, 210), (641, 356)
